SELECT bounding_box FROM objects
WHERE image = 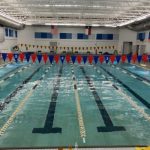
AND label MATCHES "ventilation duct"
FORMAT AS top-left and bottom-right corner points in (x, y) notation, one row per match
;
(0, 27), (4, 42)
(126, 17), (150, 31)
(0, 15), (24, 30)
